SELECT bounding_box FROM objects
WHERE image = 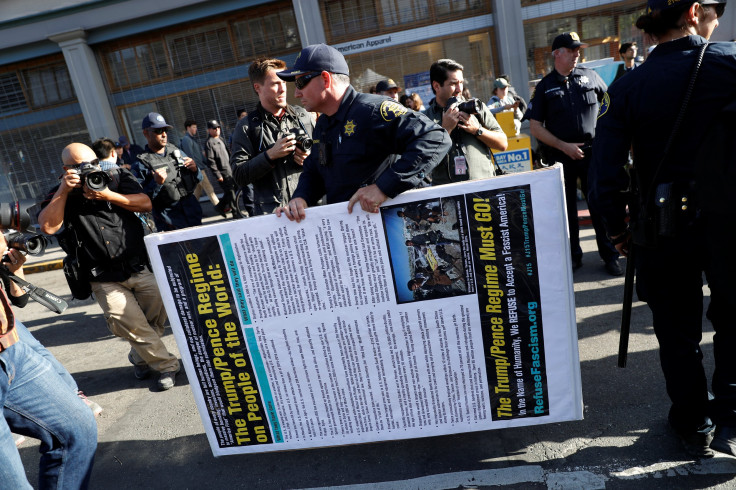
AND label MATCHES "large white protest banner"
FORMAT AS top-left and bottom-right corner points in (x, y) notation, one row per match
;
(145, 165), (581, 456)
